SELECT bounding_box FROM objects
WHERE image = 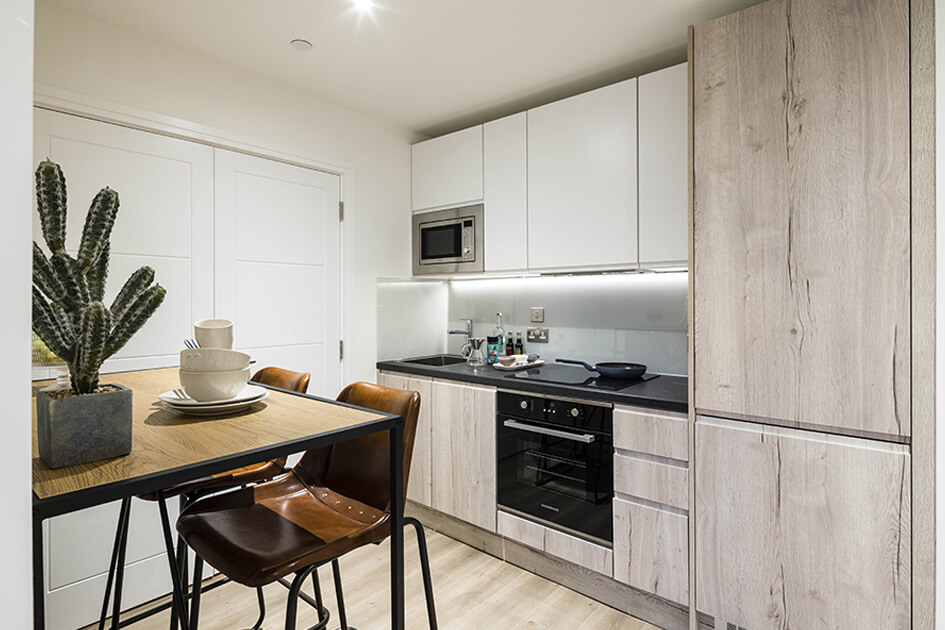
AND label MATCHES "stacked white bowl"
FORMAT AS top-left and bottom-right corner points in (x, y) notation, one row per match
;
(179, 348), (252, 402)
